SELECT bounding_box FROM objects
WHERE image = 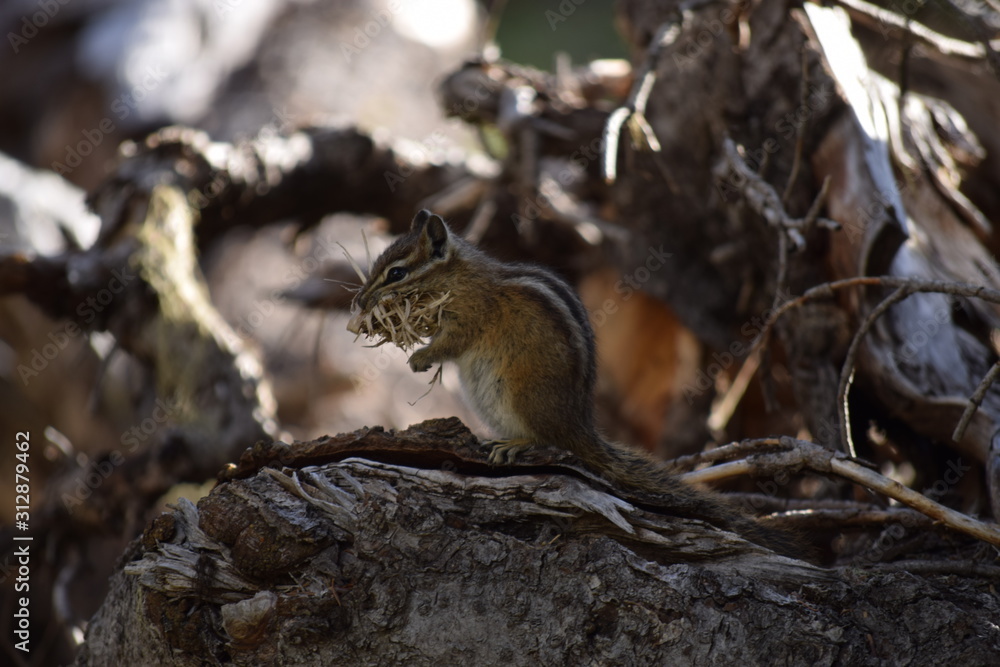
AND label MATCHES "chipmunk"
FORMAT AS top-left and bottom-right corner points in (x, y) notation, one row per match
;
(350, 210), (800, 557)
